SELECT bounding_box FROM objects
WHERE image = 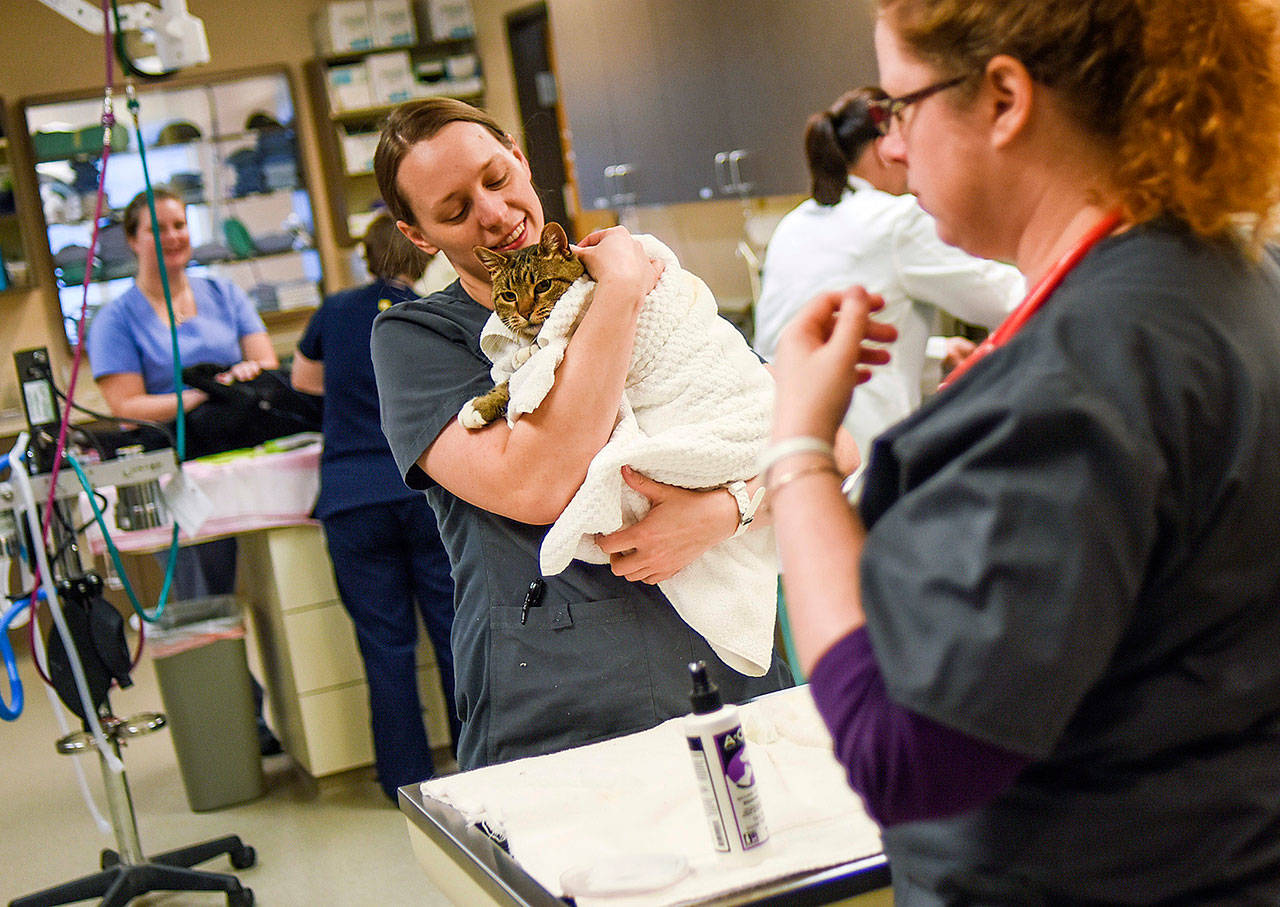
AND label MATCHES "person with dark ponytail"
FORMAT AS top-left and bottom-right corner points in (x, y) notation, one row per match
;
(753, 87), (1023, 456)
(767, 0), (1280, 901)
(292, 214), (459, 800)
